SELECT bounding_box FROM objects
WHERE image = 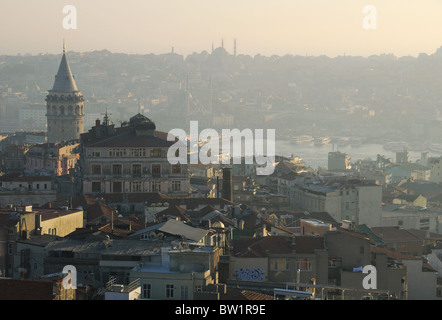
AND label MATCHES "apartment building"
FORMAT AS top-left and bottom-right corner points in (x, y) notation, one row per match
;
(79, 113), (190, 197)
(25, 140), (79, 176)
(290, 178), (382, 227)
